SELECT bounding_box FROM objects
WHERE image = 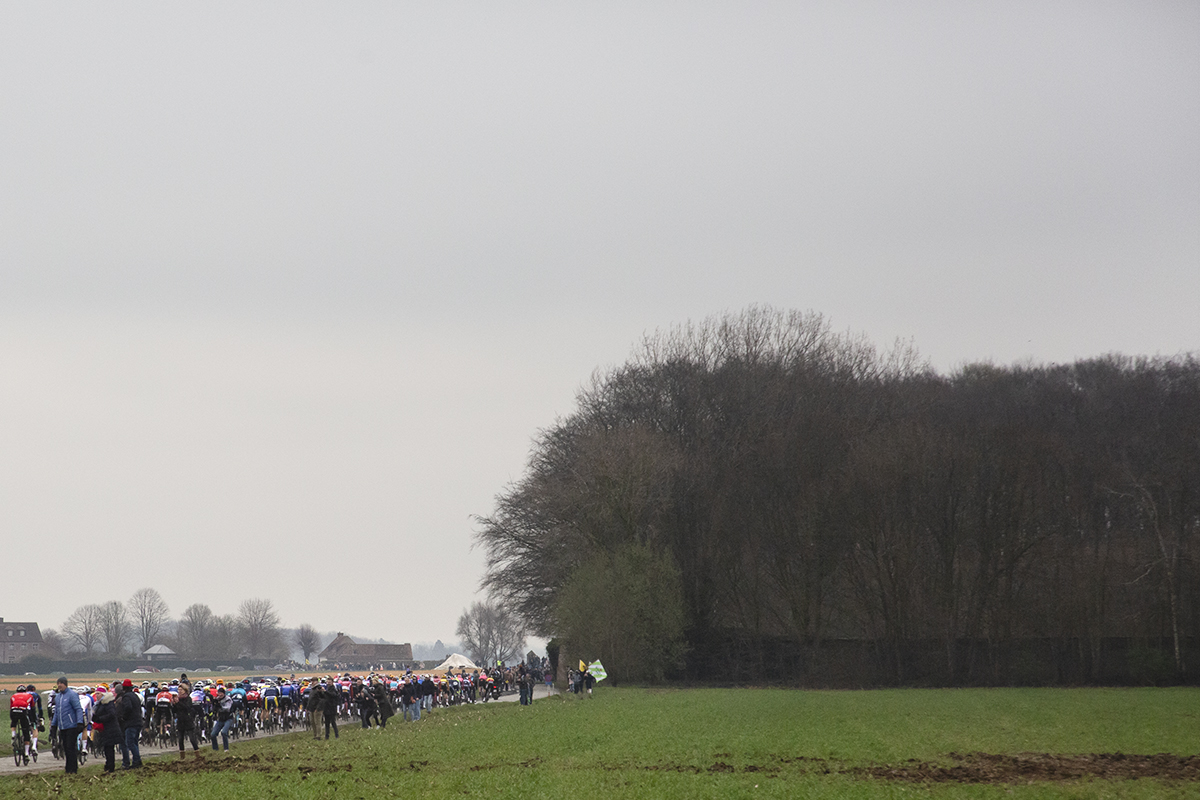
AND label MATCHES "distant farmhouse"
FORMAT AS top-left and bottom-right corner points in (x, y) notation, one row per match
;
(318, 633), (413, 665)
(1, 618), (44, 664)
